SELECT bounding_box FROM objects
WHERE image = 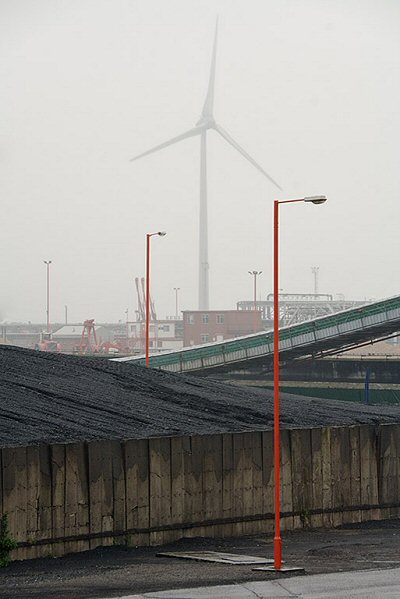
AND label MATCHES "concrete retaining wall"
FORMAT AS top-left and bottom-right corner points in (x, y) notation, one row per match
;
(3, 423), (400, 560)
